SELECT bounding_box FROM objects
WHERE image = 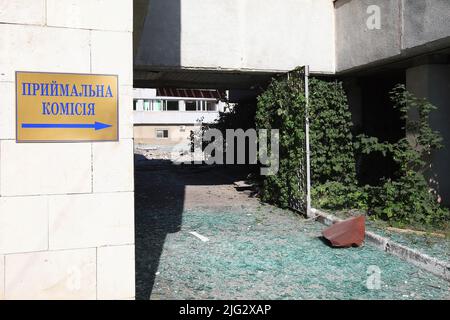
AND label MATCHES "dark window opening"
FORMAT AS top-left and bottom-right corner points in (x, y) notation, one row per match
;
(166, 101), (179, 111)
(185, 101), (196, 111)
